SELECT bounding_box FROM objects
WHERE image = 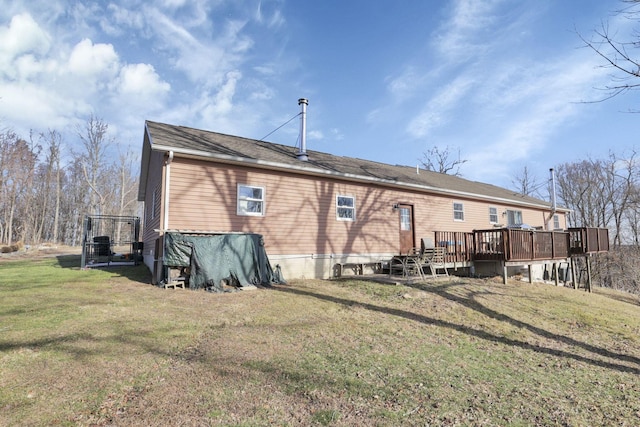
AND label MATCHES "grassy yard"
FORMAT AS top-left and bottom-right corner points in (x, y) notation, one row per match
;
(1, 254), (640, 426)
